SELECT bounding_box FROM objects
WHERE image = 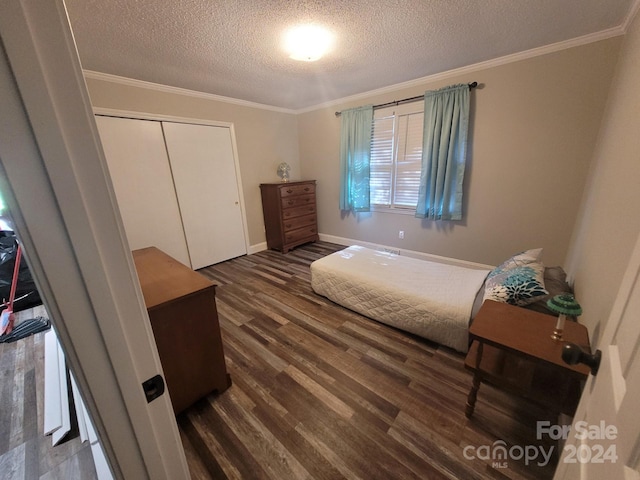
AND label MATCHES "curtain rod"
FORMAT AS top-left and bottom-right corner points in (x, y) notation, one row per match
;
(334, 82), (478, 117)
